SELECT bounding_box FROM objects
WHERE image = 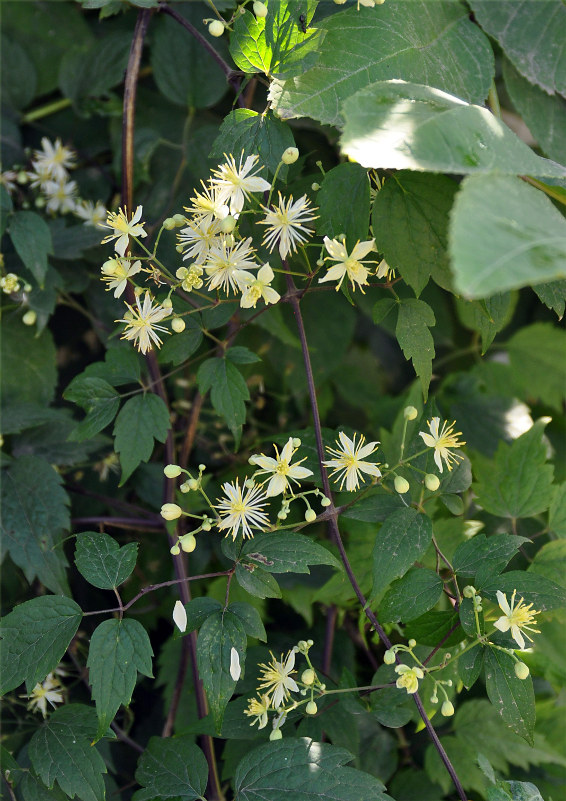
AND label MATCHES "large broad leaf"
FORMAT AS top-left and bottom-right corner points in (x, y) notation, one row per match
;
(452, 534), (529, 581)
(75, 532), (138, 590)
(469, 0), (566, 96)
(113, 393), (170, 484)
(64, 376), (120, 442)
(396, 298), (435, 401)
(235, 562), (282, 600)
(379, 568), (443, 623)
(340, 81), (566, 178)
(528, 540), (566, 590)
(485, 649), (535, 745)
(197, 357), (249, 445)
(473, 419), (555, 519)
(8, 211), (53, 286)
(549, 483), (566, 538)
(0, 595), (82, 694)
(449, 175), (566, 299)
(269, 2), (493, 126)
(1, 455), (70, 594)
(133, 736), (208, 801)
(316, 163), (371, 251)
(455, 293), (516, 354)
(28, 706), (106, 801)
(234, 738), (388, 801)
(480, 571), (566, 612)
(242, 531), (340, 574)
(371, 508), (432, 598)
(1, 36), (36, 110)
(0, 318), (57, 406)
(59, 31), (131, 113)
(87, 618), (153, 739)
(507, 323), (566, 412)
(196, 609), (247, 732)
